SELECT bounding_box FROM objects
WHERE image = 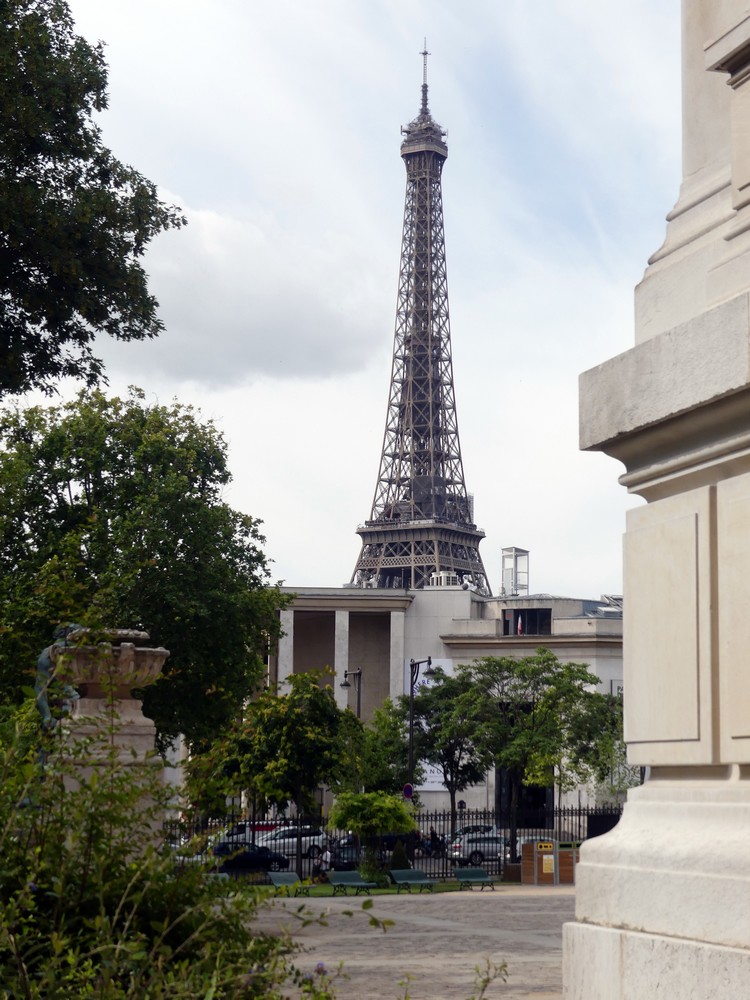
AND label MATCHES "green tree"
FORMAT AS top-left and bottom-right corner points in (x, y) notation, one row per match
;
(328, 790), (416, 881)
(0, 388), (289, 751)
(328, 790), (416, 844)
(567, 691), (641, 801)
(207, 672), (348, 874)
(329, 705), (367, 794)
(467, 649), (611, 859)
(410, 669), (492, 834)
(0, 0), (184, 397)
(359, 698), (423, 796)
